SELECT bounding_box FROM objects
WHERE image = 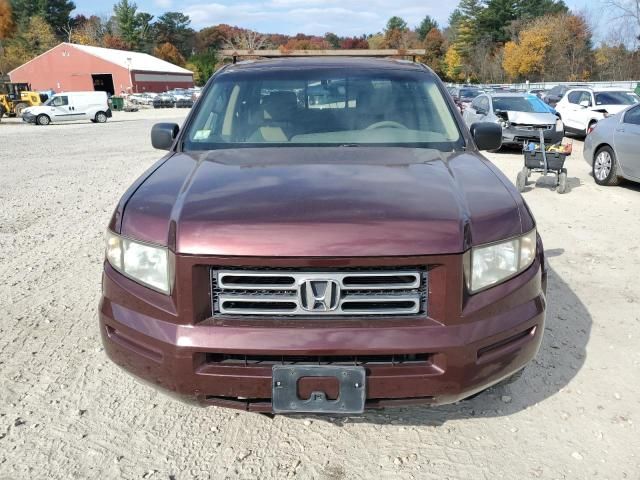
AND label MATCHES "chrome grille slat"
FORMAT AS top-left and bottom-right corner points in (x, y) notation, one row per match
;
(212, 268), (427, 317)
